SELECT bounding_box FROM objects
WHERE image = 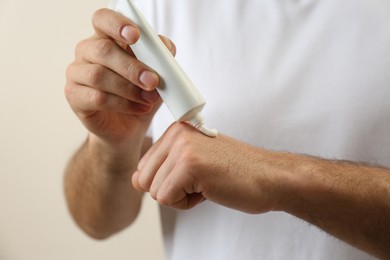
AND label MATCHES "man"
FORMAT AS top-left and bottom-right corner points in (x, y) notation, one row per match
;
(64, 1), (390, 259)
